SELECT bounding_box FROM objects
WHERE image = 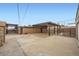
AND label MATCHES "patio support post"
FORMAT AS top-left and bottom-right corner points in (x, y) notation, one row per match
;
(54, 25), (55, 34)
(57, 25), (58, 35)
(56, 25), (57, 34)
(48, 25), (50, 36)
(70, 28), (71, 37)
(59, 26), (61, 33)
